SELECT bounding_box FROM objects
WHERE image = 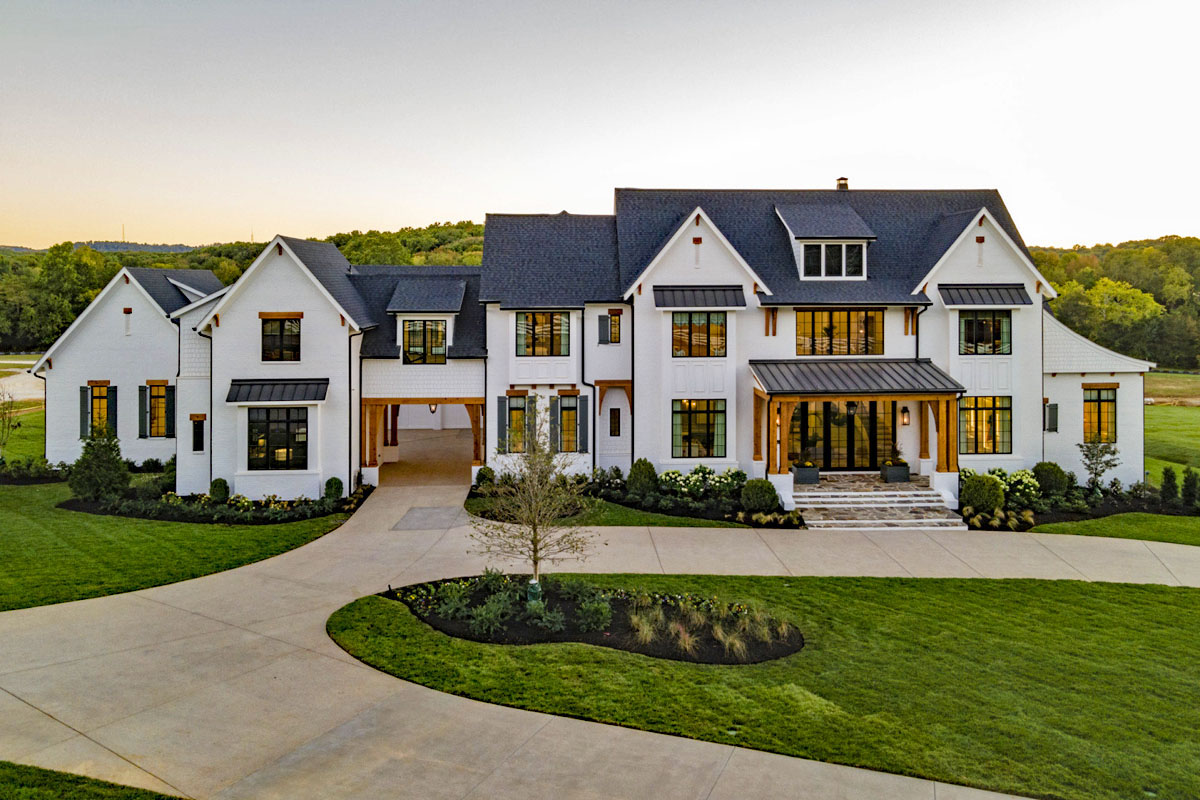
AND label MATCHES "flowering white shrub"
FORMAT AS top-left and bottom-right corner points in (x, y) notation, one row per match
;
(659, 470), (687, 495)
(1003, 469), (1040, 510)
